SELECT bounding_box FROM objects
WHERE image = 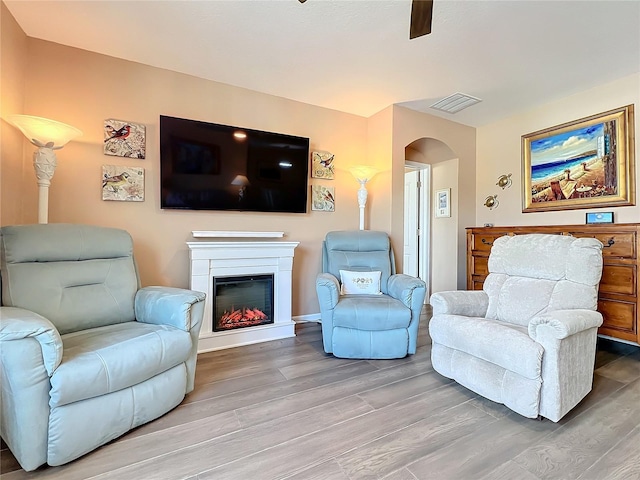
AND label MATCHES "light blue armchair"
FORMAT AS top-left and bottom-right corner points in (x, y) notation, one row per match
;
(316, 231), (426, 359)
(0, 224), (206, 471)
